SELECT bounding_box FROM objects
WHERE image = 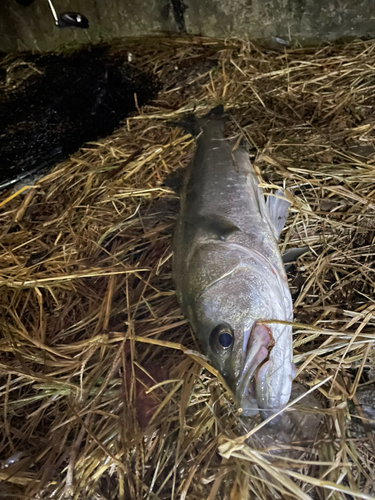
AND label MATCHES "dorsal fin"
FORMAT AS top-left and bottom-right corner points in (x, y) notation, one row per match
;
(163, 166), (186, 193)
